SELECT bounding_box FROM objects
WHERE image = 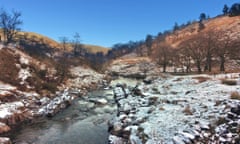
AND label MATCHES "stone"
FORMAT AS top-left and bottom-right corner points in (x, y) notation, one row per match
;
(180, 131), (195, 140)
(173, 136), (186, 144)
(0, 137), (11, 144)
(0, 122), (10, 134)
(96, 98), (108, 105)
